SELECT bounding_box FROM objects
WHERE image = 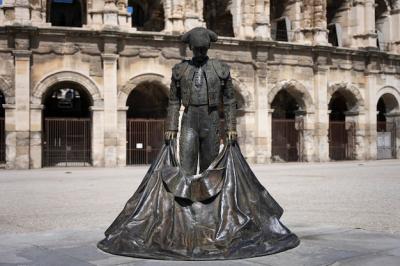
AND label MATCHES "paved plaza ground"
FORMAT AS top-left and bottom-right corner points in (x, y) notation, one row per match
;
(0, 160), (400, 265)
